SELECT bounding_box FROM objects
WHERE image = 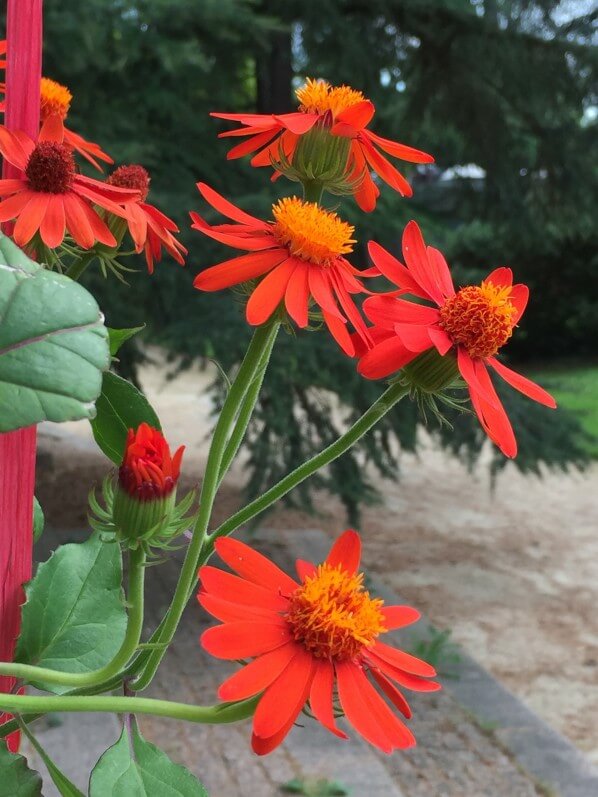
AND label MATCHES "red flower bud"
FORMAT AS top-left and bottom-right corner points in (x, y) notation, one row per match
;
(112, 424), (185, 546)
(119, 423), (184, 500)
